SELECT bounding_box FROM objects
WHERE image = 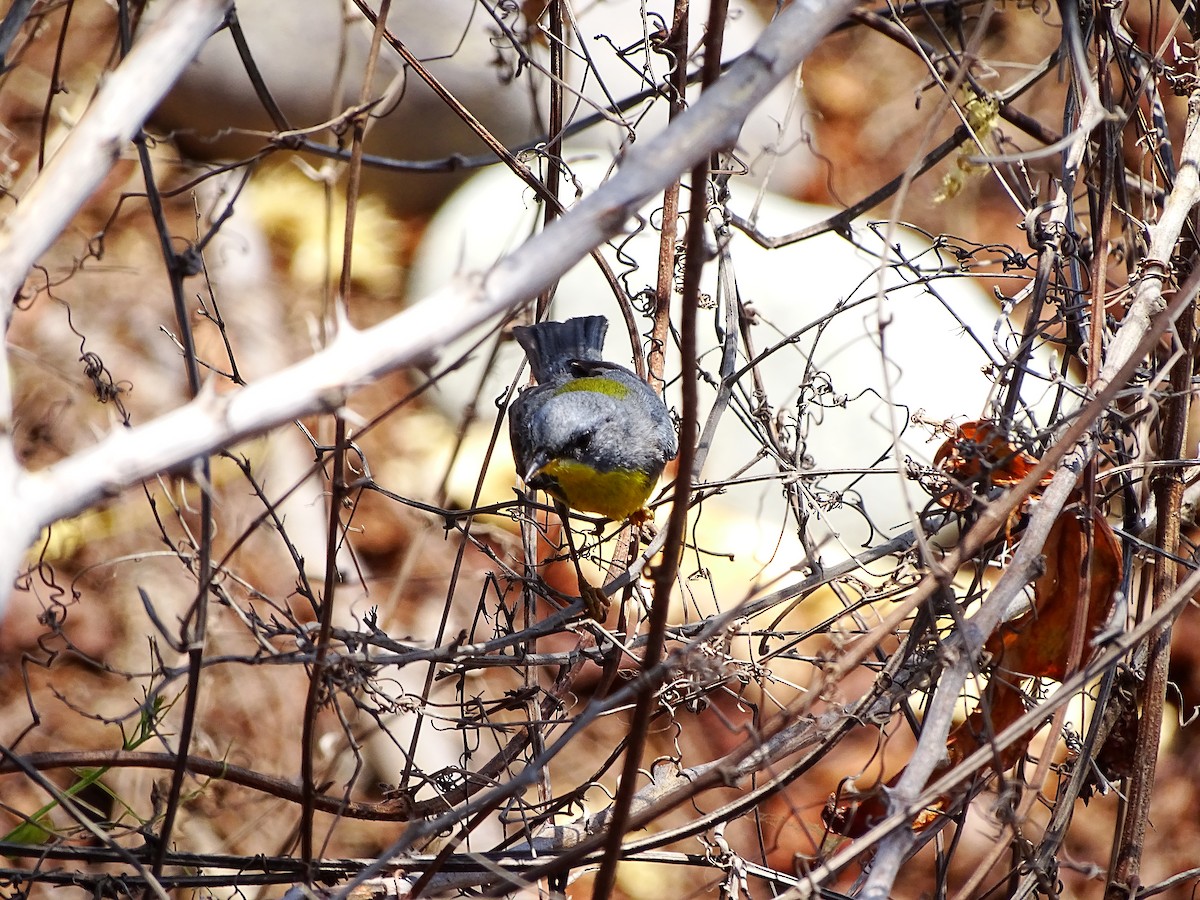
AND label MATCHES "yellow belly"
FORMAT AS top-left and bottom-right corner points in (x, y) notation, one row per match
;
(537, 458), (655, 520)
